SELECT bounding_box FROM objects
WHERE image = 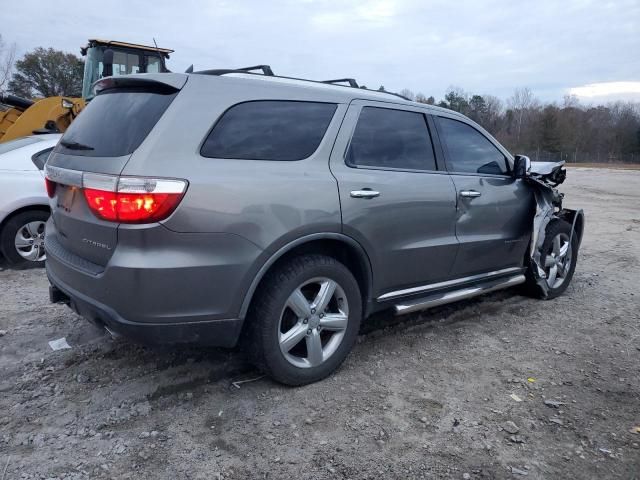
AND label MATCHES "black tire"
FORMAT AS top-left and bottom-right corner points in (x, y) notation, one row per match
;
(244, 254), (362, 386)
(524, 219), (578, 300)
(0, 210), (49, 269)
